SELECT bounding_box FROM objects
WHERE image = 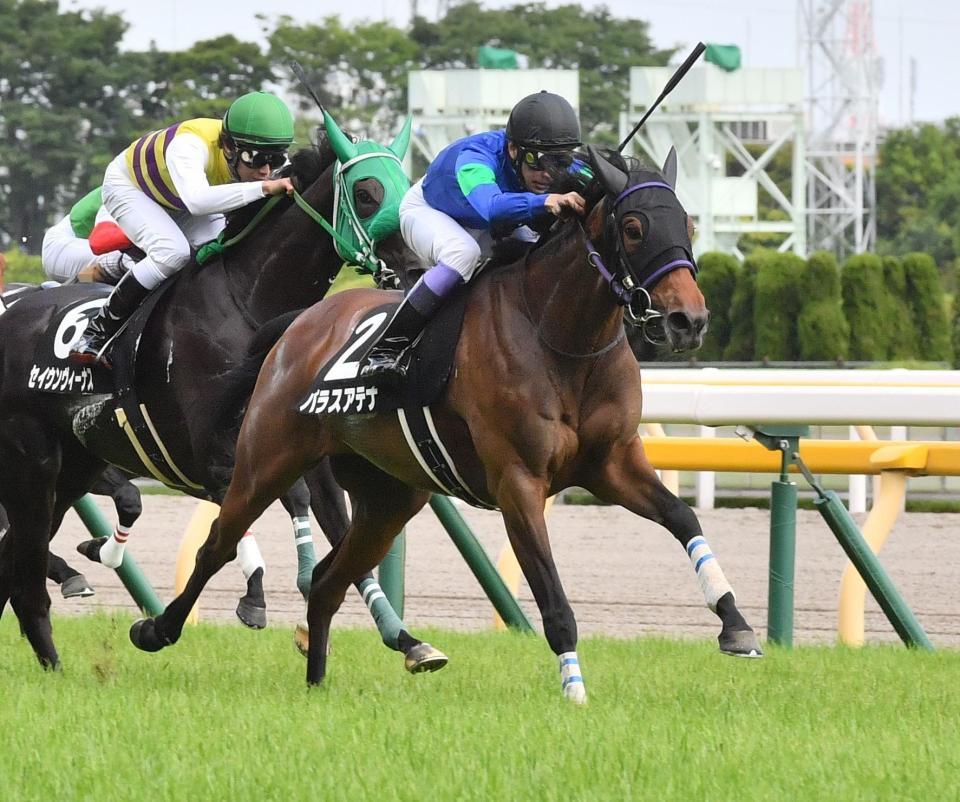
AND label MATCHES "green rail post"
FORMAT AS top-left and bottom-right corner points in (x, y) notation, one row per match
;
(803, 485), (933, 651)
(72, 495), (164, 617)
(751, 425), (809, 648)
(378, 530), (406, 619)
(429, 495), (534, 633)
